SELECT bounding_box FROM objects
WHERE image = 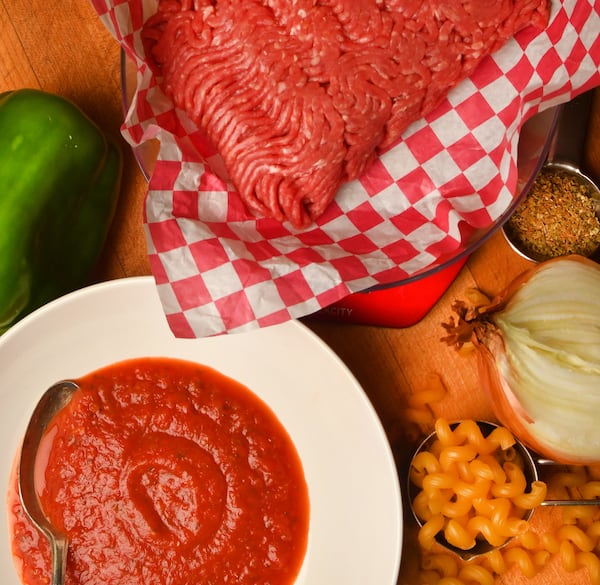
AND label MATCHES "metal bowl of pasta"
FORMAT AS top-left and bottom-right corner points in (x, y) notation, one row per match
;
(407, 420), (544, 561)
(407, 419), (600, 561)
